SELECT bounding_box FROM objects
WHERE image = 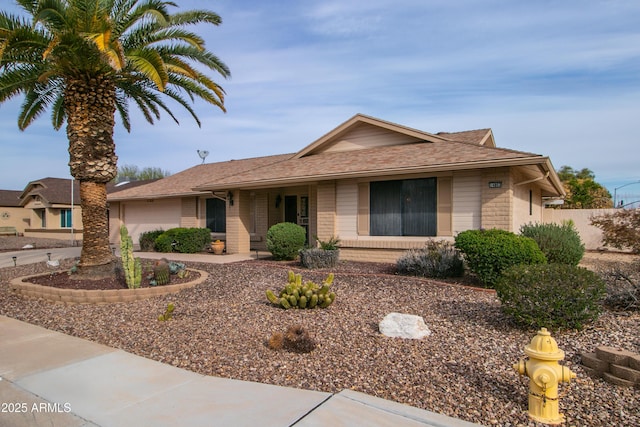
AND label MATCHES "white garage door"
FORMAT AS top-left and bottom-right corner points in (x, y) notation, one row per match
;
(123, 199), (181, 244)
